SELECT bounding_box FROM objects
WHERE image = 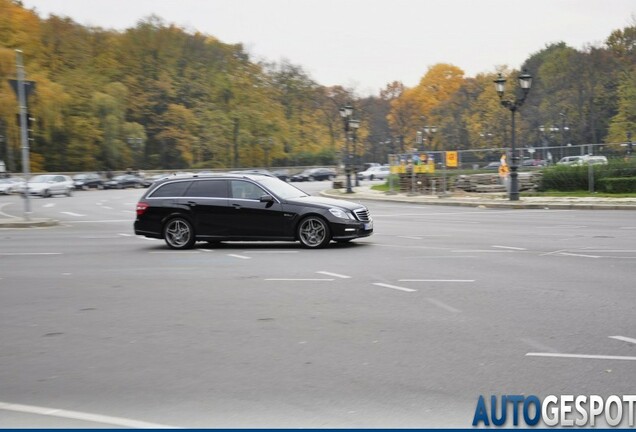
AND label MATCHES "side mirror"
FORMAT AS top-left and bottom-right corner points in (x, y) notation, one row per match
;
(259, 194), (274, 203)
